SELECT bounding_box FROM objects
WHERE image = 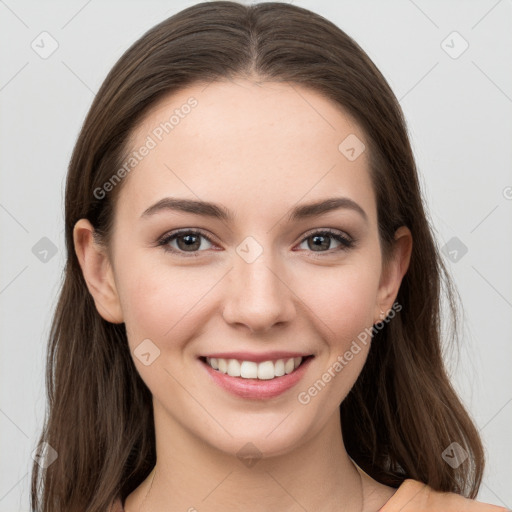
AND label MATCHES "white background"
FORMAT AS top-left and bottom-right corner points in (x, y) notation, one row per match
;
(1, 0), (511, 510)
